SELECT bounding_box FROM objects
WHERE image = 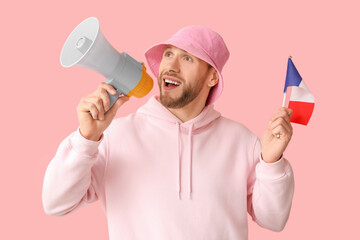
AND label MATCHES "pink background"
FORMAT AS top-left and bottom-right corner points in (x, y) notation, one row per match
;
(1, 0), (359, 239)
